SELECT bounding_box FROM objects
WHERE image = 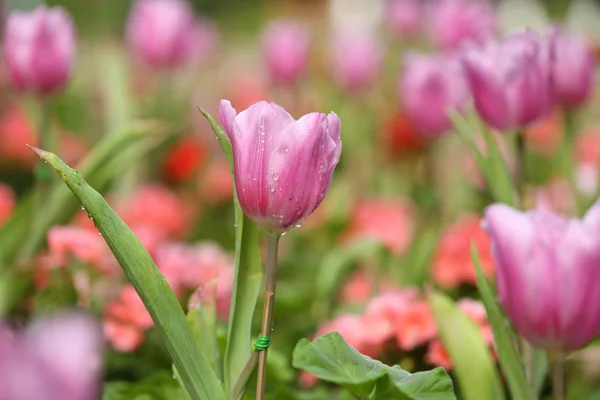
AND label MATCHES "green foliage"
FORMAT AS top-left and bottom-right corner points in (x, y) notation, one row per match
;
(36, 148), (225, 400)
(428, 291), (504, 400)
(292, 332), (456, 400)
